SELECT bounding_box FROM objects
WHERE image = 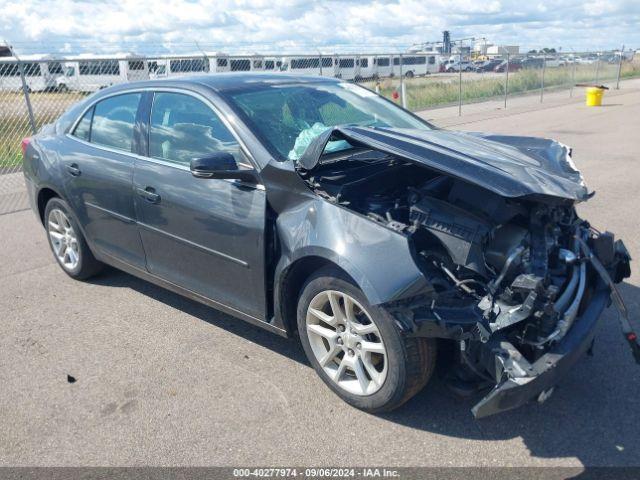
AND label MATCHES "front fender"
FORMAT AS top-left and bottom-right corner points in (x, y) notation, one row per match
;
(274, 198), (432, 307)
